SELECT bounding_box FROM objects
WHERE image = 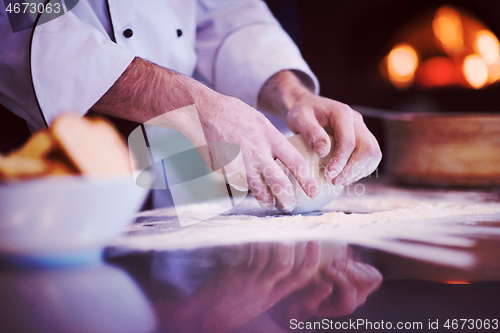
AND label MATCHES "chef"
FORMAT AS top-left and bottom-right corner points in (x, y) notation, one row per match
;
(0, 0), (381, 211)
